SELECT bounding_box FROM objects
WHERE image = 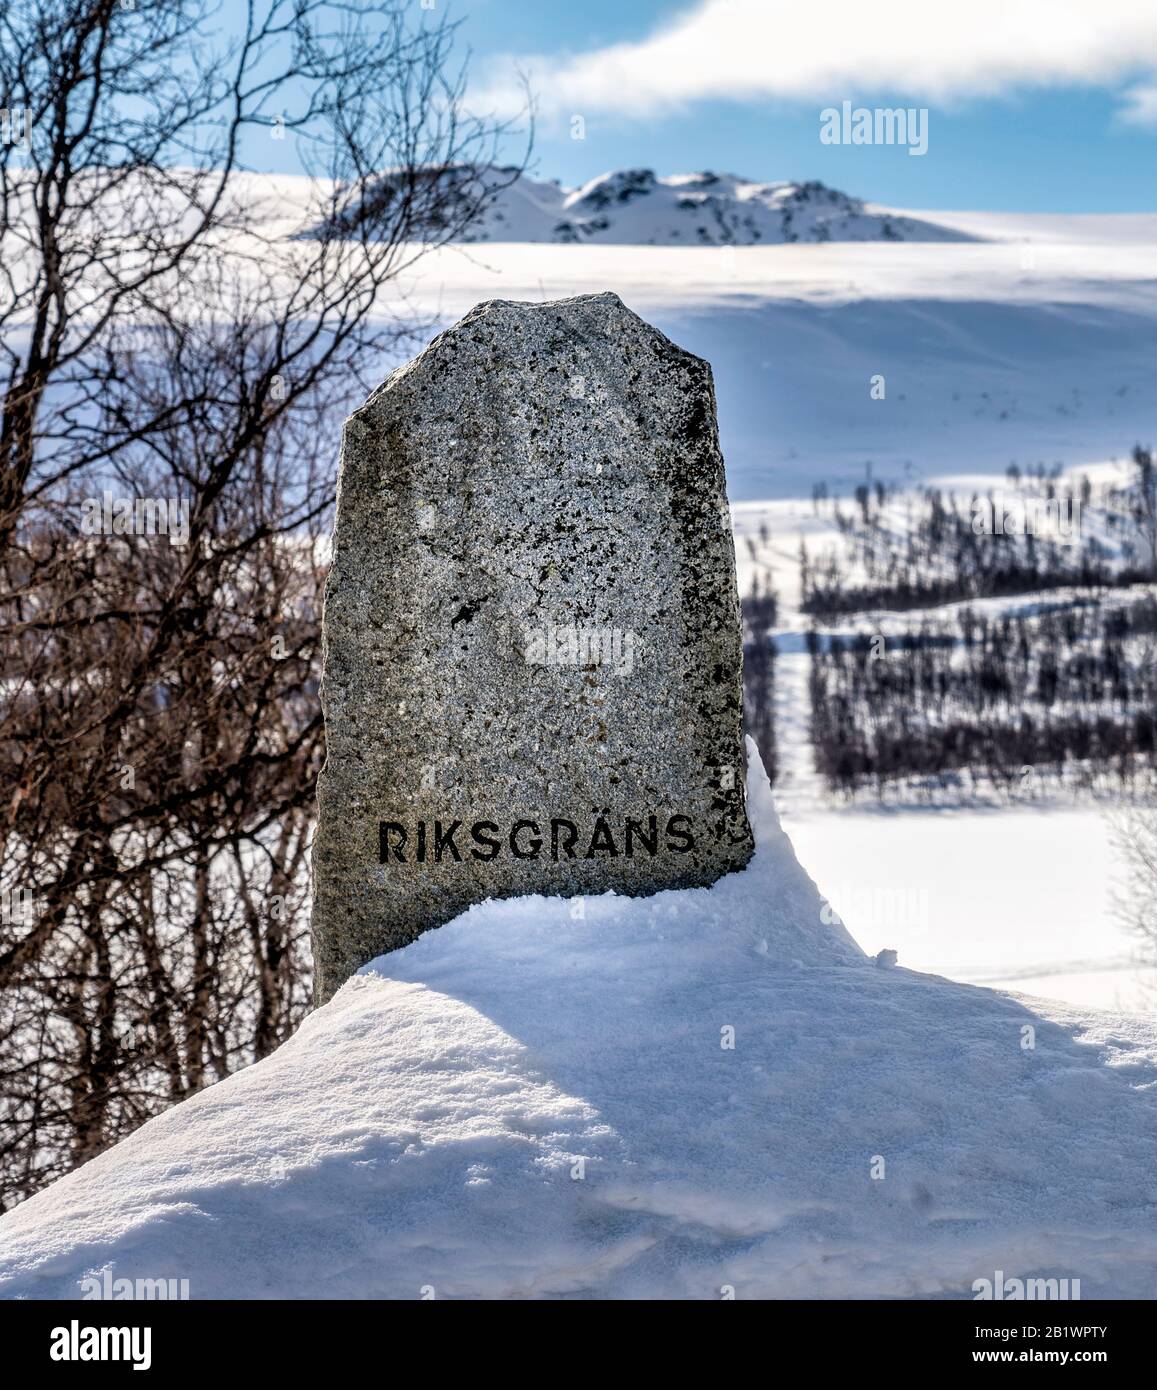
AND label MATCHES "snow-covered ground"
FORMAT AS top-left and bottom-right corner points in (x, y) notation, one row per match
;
(4, 748), (1156, 1300)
